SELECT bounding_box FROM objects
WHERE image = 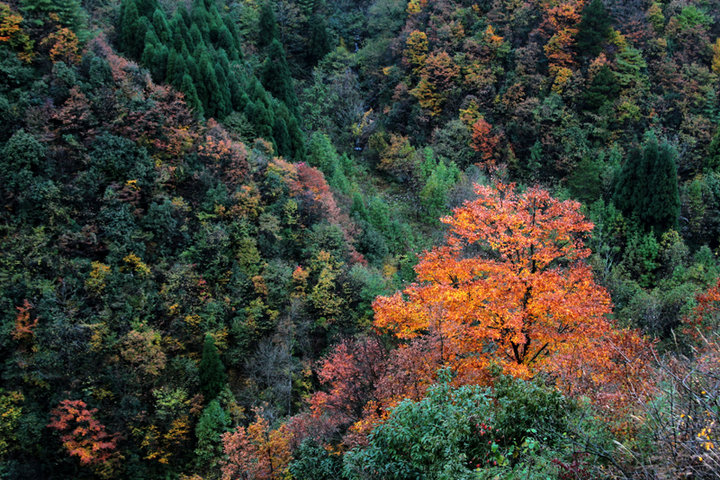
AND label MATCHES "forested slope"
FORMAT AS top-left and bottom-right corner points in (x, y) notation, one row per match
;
(1, 0), (719, 478)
